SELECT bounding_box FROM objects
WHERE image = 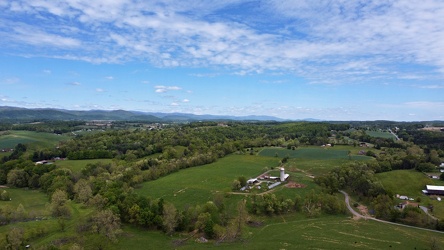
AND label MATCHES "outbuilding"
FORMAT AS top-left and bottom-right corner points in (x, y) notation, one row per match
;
(423, 185), (444, 195)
